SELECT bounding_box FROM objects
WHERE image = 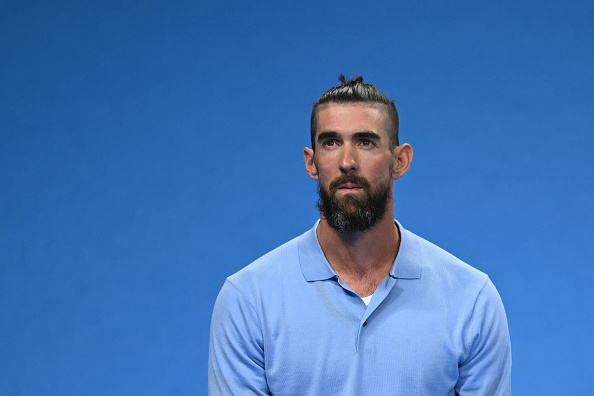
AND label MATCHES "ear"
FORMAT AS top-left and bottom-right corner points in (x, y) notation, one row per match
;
(392, 143), (413, 180)
(304, 147), (319, 181)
